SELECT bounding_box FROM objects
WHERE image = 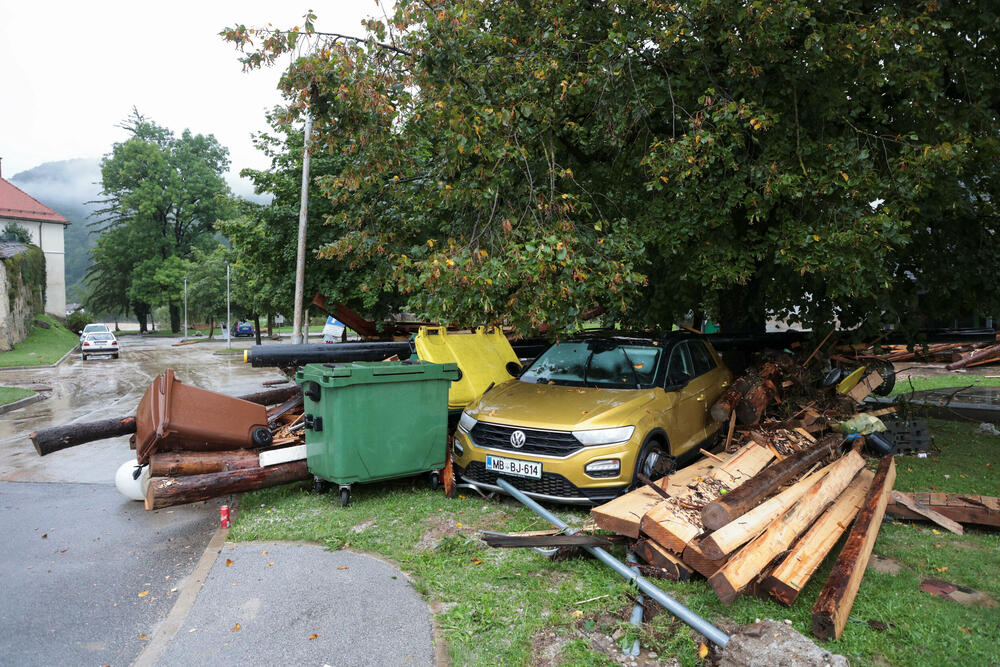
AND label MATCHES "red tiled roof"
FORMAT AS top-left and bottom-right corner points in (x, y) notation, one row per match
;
(0, 177), (69, 224)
